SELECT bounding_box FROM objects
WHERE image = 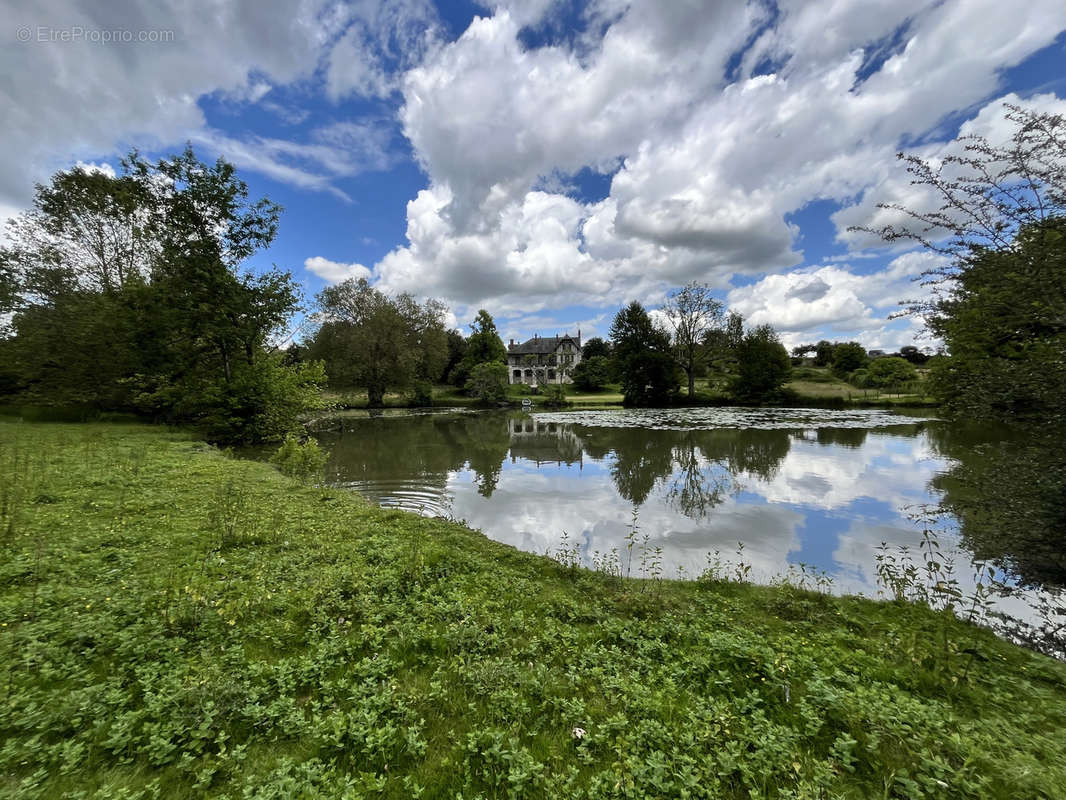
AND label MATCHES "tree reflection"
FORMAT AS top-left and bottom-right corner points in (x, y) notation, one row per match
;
(927, 421), (1066, 588)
